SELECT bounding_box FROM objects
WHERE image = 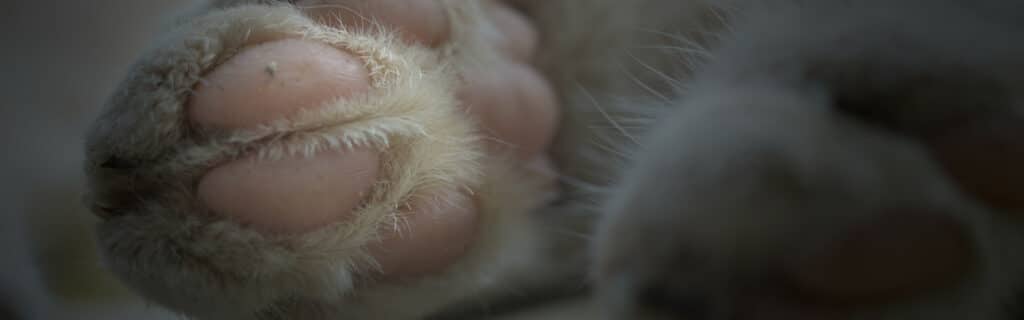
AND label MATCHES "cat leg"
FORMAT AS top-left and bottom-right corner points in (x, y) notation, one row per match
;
(583, 1), (1024, 318)
(84, 1), (564, 318)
